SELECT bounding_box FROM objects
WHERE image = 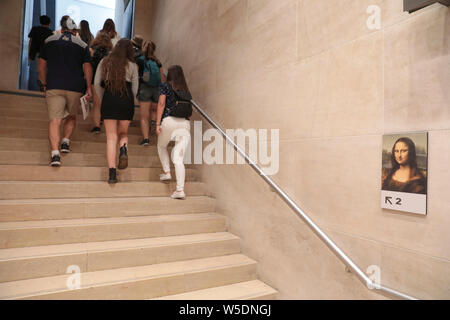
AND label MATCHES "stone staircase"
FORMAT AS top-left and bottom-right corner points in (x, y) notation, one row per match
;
(0, 91), (277, 300)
